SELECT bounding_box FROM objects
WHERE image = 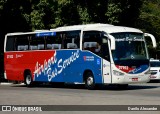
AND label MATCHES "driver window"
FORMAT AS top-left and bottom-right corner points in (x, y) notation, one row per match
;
(101, 37), (110, 61)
